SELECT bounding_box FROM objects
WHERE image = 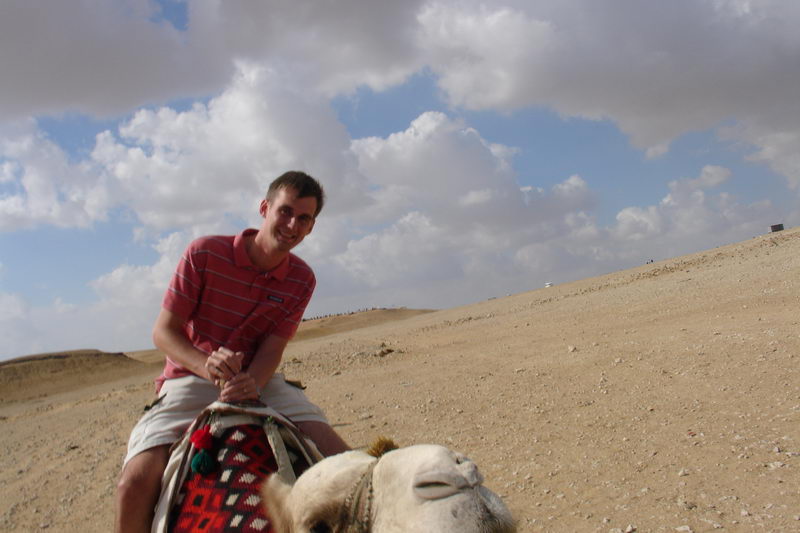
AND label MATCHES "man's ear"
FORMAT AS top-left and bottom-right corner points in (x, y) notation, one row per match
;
(259, 199), (269, 217)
